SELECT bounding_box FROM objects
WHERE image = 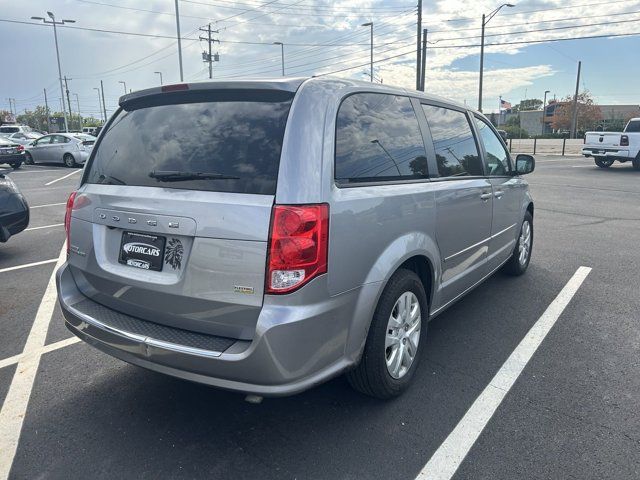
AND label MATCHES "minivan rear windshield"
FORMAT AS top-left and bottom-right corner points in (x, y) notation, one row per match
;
(85, 90), (294, 194)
